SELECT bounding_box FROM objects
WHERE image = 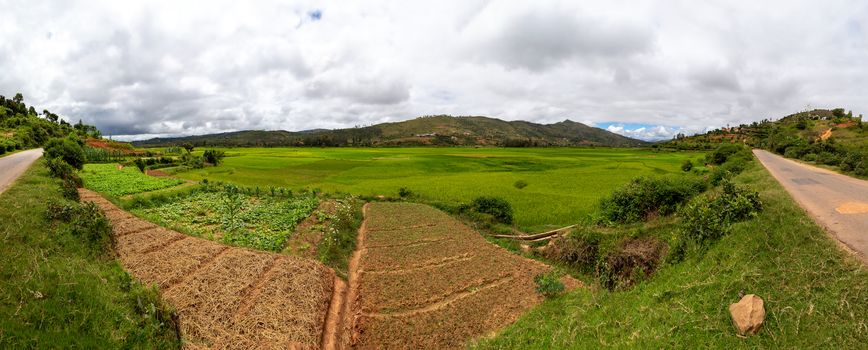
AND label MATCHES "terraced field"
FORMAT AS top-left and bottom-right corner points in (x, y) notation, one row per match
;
(347, 203), (577, 348)
(79, 189), (336, 349)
